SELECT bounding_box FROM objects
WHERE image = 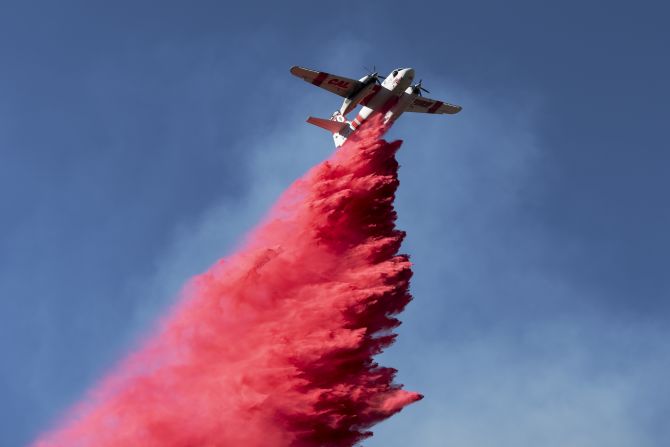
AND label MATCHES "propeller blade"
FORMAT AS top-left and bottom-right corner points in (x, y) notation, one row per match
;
(364, 65), (378, 75)
(412, 80), (429, 96)
(364, 65), (383, 84)
(414, 80), (430, 95)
